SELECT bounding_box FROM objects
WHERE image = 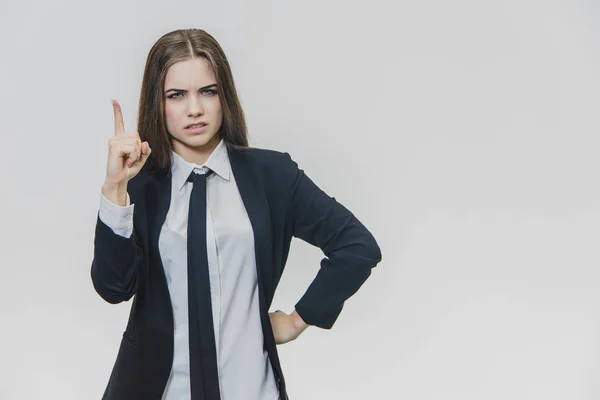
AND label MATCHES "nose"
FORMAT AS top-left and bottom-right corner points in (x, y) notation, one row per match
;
(186, 95), (204, 117)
